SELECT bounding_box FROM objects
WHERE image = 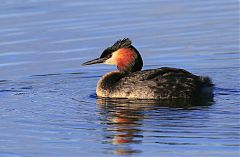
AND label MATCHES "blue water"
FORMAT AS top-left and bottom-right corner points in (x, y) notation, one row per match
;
(0, 0), (239, 157)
